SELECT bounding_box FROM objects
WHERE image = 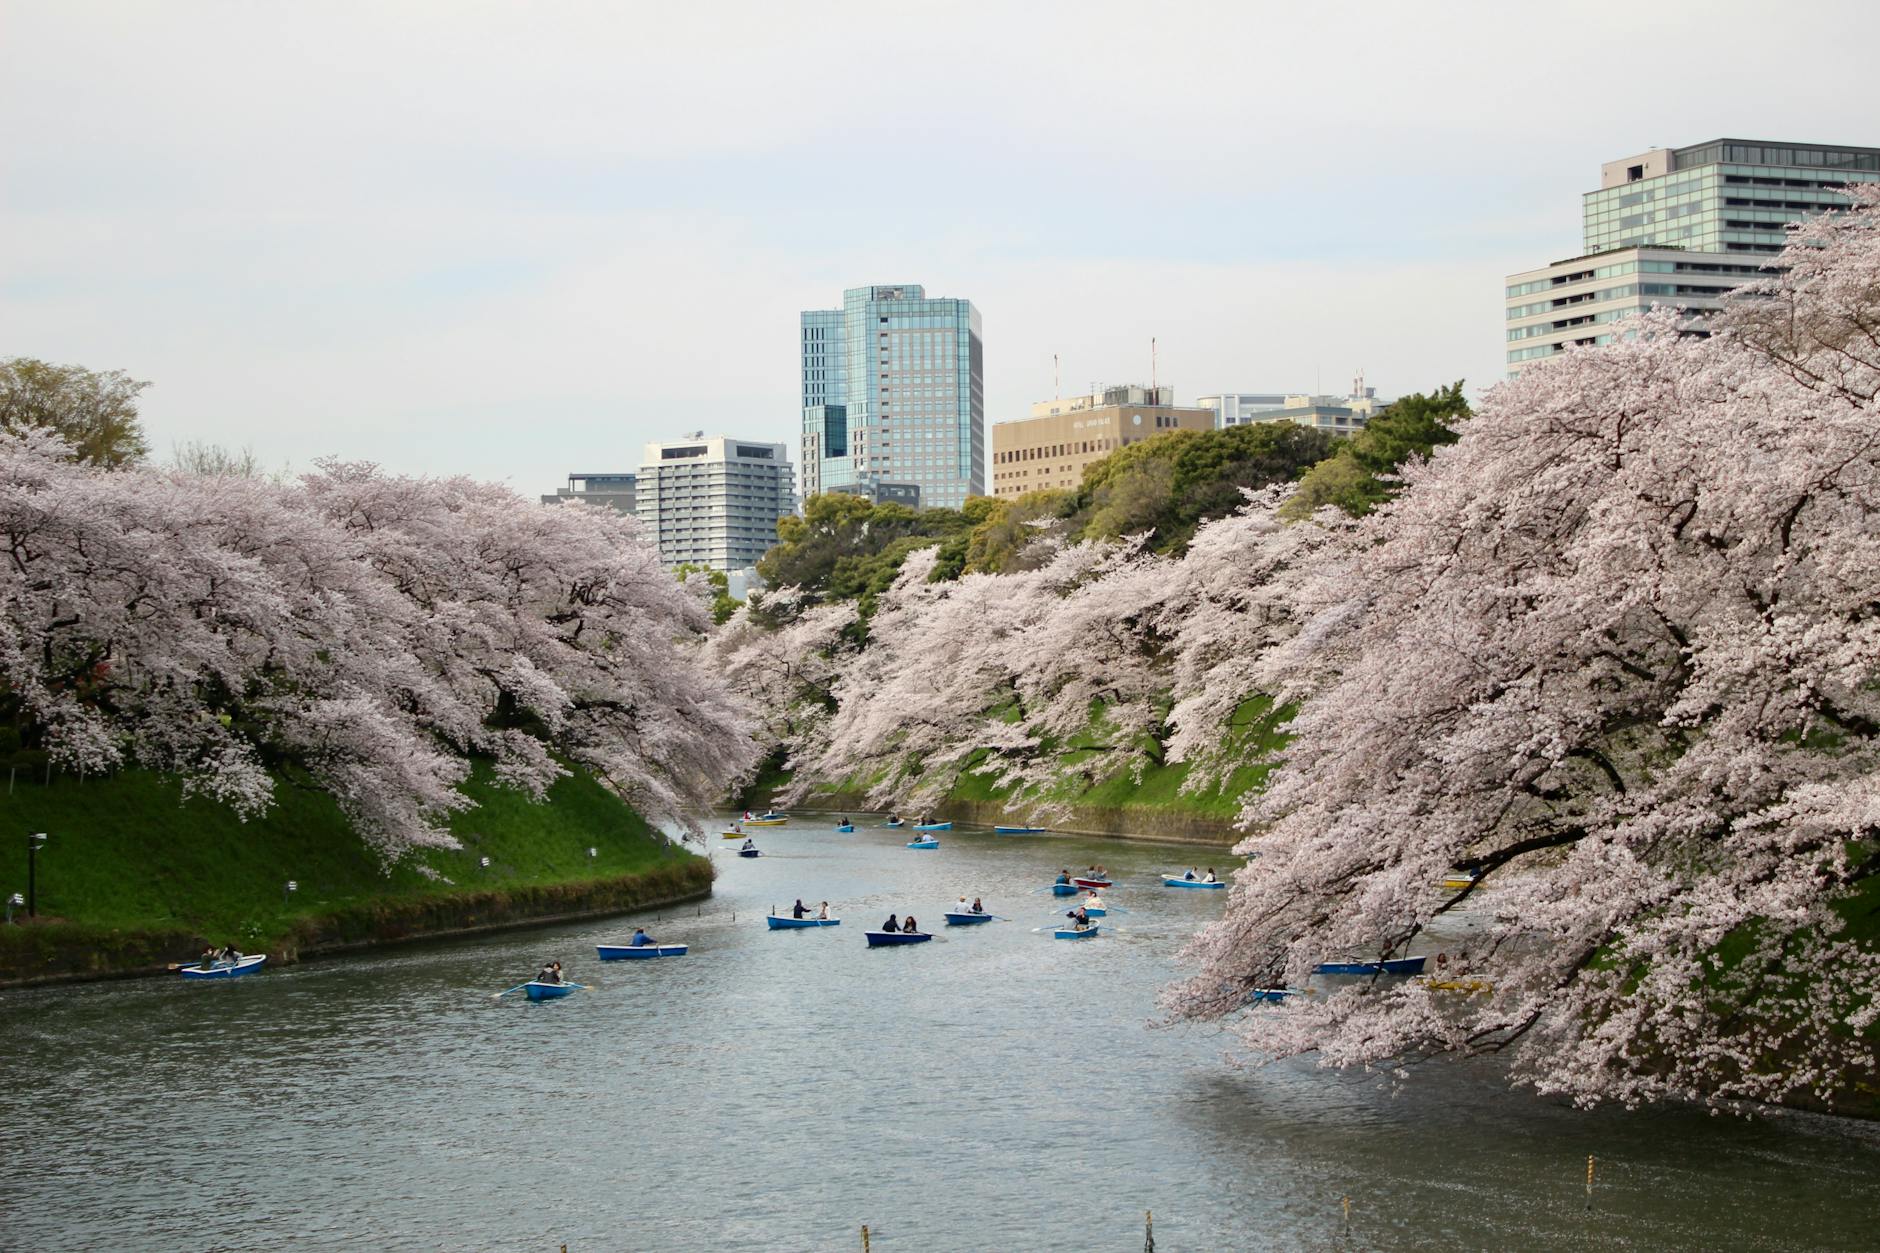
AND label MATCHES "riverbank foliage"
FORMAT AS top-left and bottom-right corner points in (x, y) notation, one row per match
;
(1159, 188), (1880, 1111)
(0, 435), (757, 861)
(716, 188), (1880, 1110)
